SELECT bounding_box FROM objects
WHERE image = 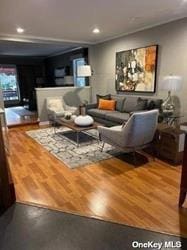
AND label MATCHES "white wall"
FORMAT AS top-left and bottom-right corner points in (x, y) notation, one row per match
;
(89, 18), (187, 120)
(36, 86), (91, 122)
